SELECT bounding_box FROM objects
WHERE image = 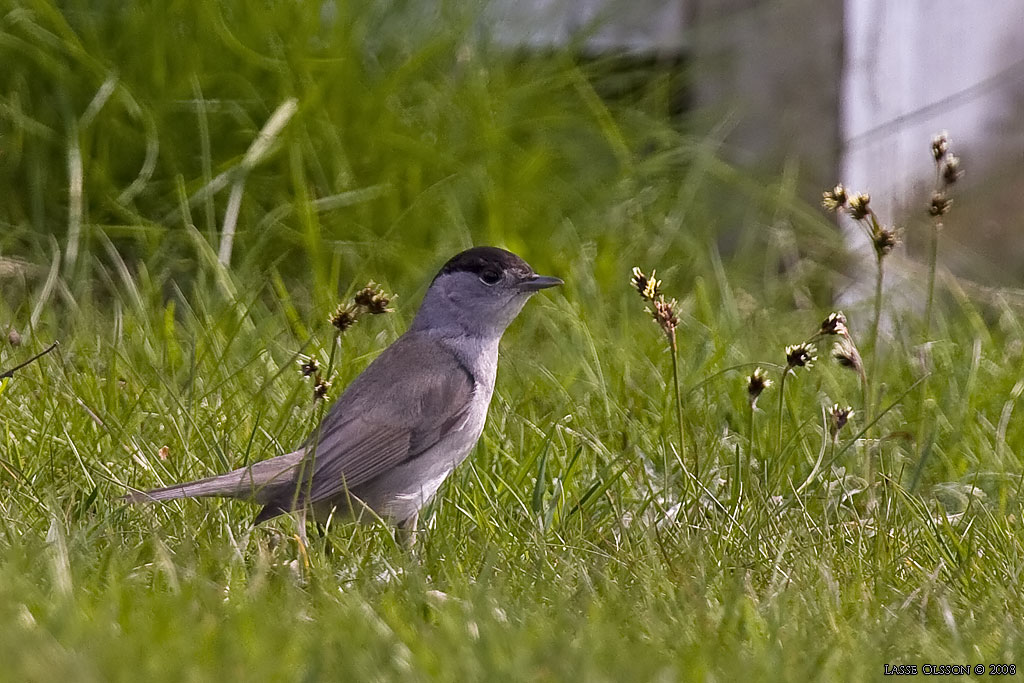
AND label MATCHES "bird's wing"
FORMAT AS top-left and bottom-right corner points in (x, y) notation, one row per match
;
(296, 334), (476, 506)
